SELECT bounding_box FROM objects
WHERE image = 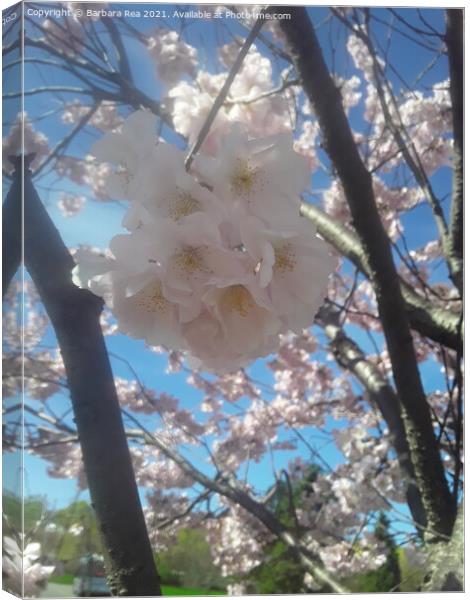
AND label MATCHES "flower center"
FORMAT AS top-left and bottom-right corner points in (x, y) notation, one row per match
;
(274, 243), (296, 274)
(168, 190), (202, 222)
(222, 285), (255, 317)
(230, 159), (260, 196)
(136, 281), (169, 313)
(173, 246), (208, 278)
